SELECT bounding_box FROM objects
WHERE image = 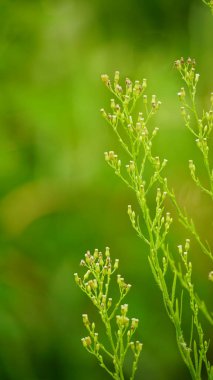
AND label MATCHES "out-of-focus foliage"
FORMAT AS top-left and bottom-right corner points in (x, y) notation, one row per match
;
(0, 1), (212, 379)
